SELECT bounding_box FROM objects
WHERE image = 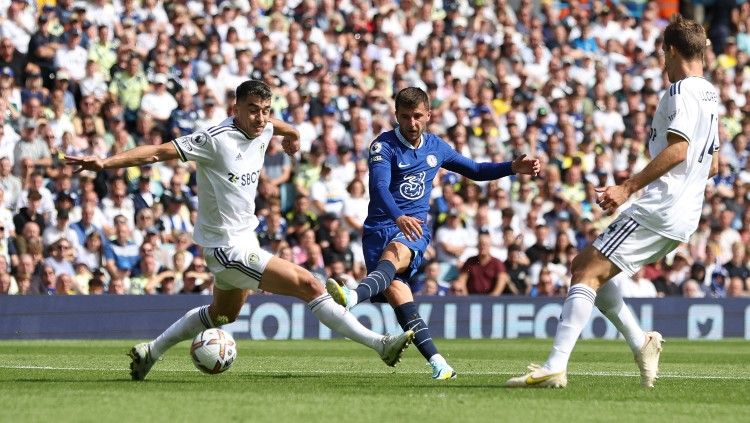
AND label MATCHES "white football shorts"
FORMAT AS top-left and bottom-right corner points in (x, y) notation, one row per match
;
(592, 214), (680, 277)
(204, 239), (273, 291)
